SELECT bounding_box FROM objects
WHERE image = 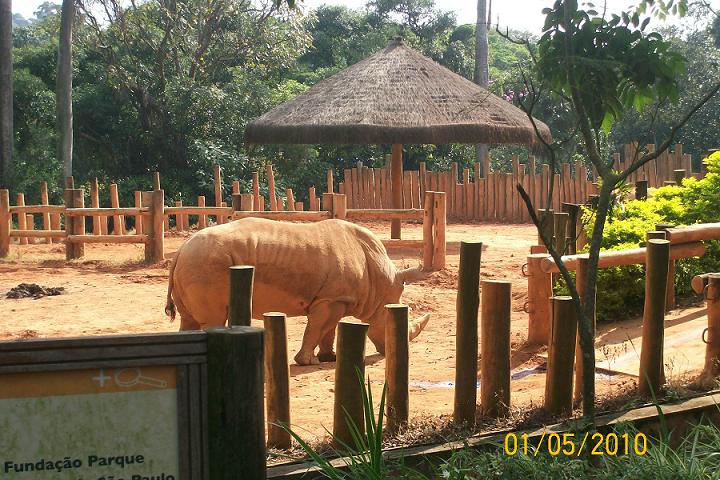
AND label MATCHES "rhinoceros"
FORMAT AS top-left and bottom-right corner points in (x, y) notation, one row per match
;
(165, 217), (430, 365)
